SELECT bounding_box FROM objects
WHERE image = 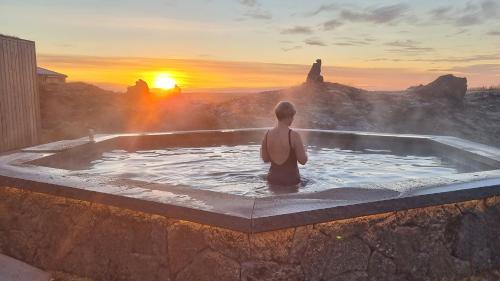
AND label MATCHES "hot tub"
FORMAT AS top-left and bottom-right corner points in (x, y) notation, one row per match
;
(1, 128), (499, 232)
